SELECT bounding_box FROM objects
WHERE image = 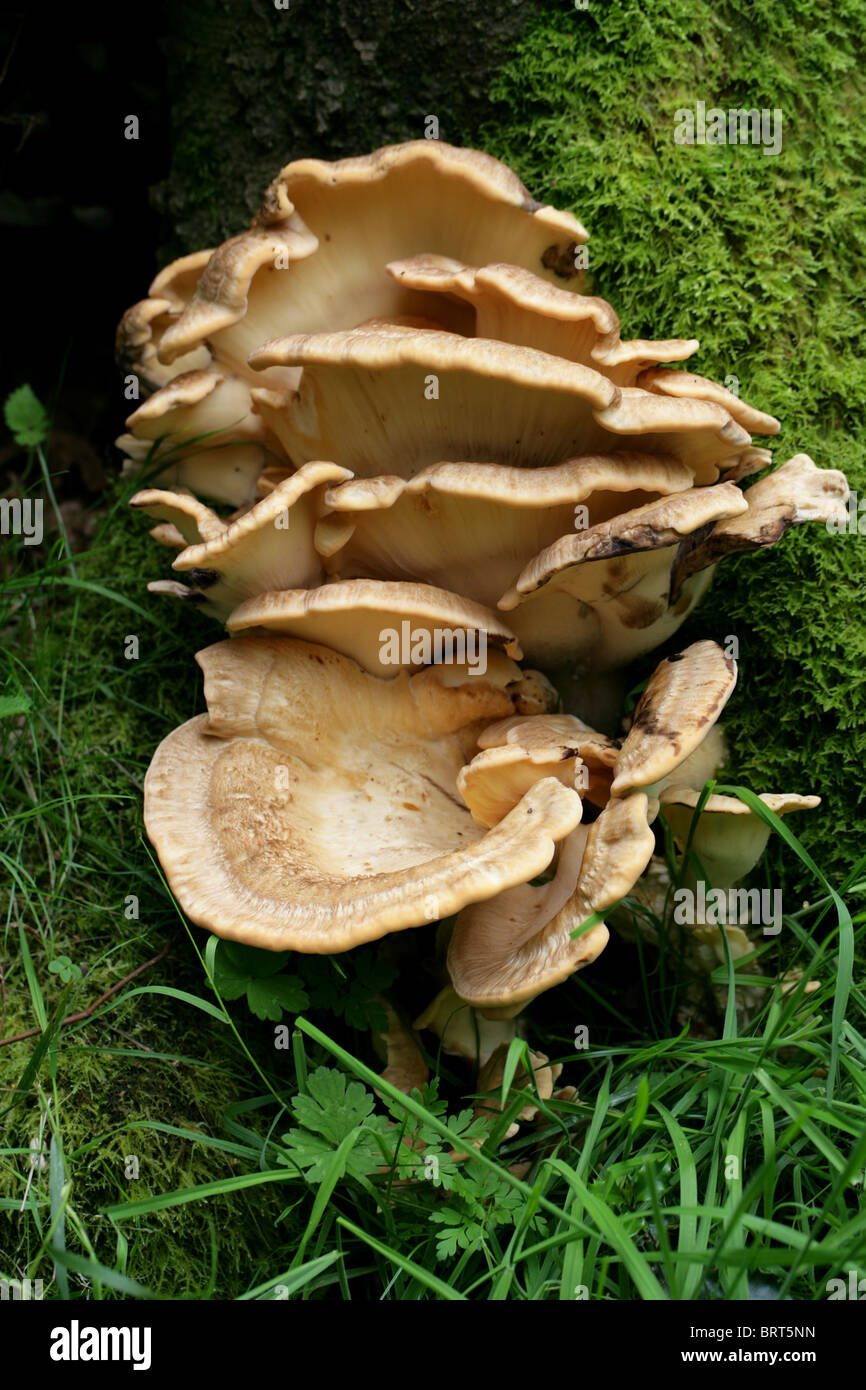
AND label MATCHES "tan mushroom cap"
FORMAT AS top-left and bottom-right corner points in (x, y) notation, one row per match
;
(121, 367), (277, 507)
(118, 434), (278, 510)
(157, 140), (588, 370)
(116, 250), (214, 392)
(611, 641), (737, 795)
(250, 323), (751, 481)
(448, 792), (655, 1013)
(503, 483), (748, 602)
(459, 713), (619, 826)
(496, 485), (747, 669)
(375, 998), (429, 1095)
(130, 488), (228, 546)
(636, 367), (781, 437)
(319, 453), (693, 607)
(150, 462), (350, 617)
(659, 787), (820, 887)
(148, 522), (188, 550)
(115, 296), (212, 394)
(477, 713), (619, 768)
(592, 387), (752, 485)
(413, 986), (518, 1067)
(719, 447), (773, 483)
(670, 454), (850, 599)
(144, 636), (583, 951)
(148, 249), (214, 309)
(125, 368), (254, 439)
(226, 578), (522, 675)
(652, 724), (728, 802)
(459, 745), (587, 831)
(387, 255), (699, 386)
